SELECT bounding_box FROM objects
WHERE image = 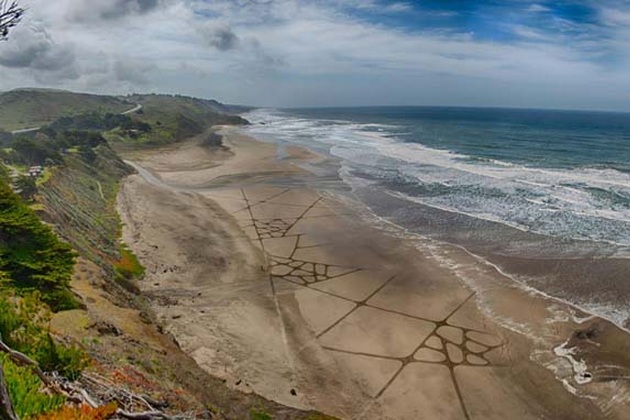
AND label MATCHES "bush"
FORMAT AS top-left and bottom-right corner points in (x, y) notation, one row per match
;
(11, 137), (62, 166)
(1, 355), (66, 419)
(35, 334), (89, 381)
(114, 246), (144, 280)
(0, 180), (79, 311)
(0, 292), (88, 380)
(78, 145), (97, 163)
(249, 409), (273, 420)
(13, 175), (37, 201)
(36, 403), (118, 420)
